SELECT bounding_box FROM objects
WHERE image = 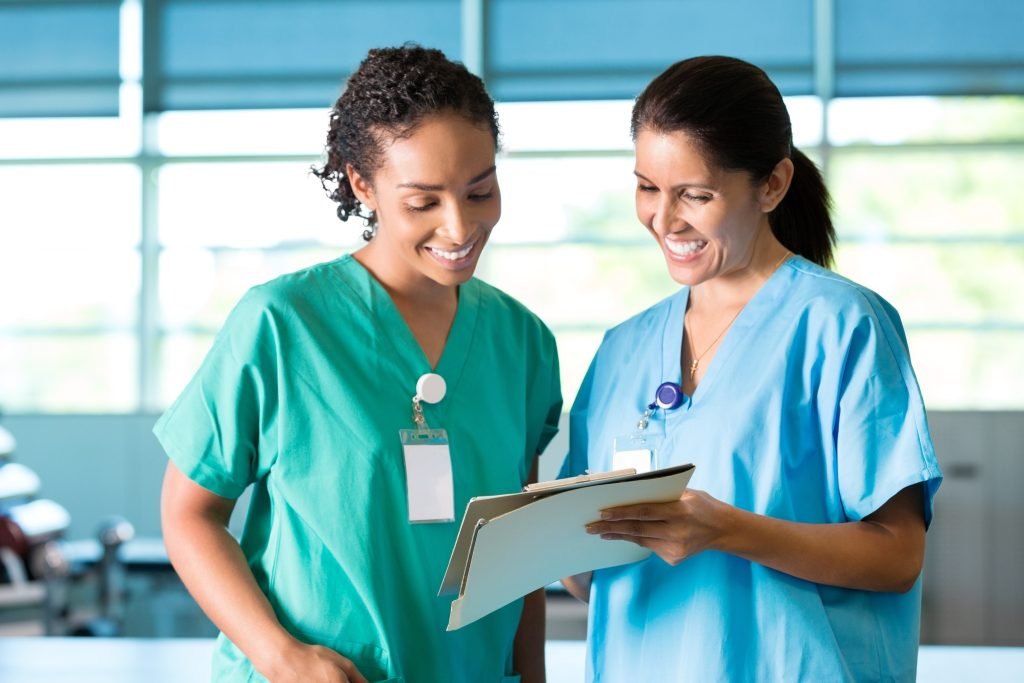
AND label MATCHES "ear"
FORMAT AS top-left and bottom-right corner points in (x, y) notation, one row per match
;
(760, 157), (794, 213)
(346, 163), (376, 212)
